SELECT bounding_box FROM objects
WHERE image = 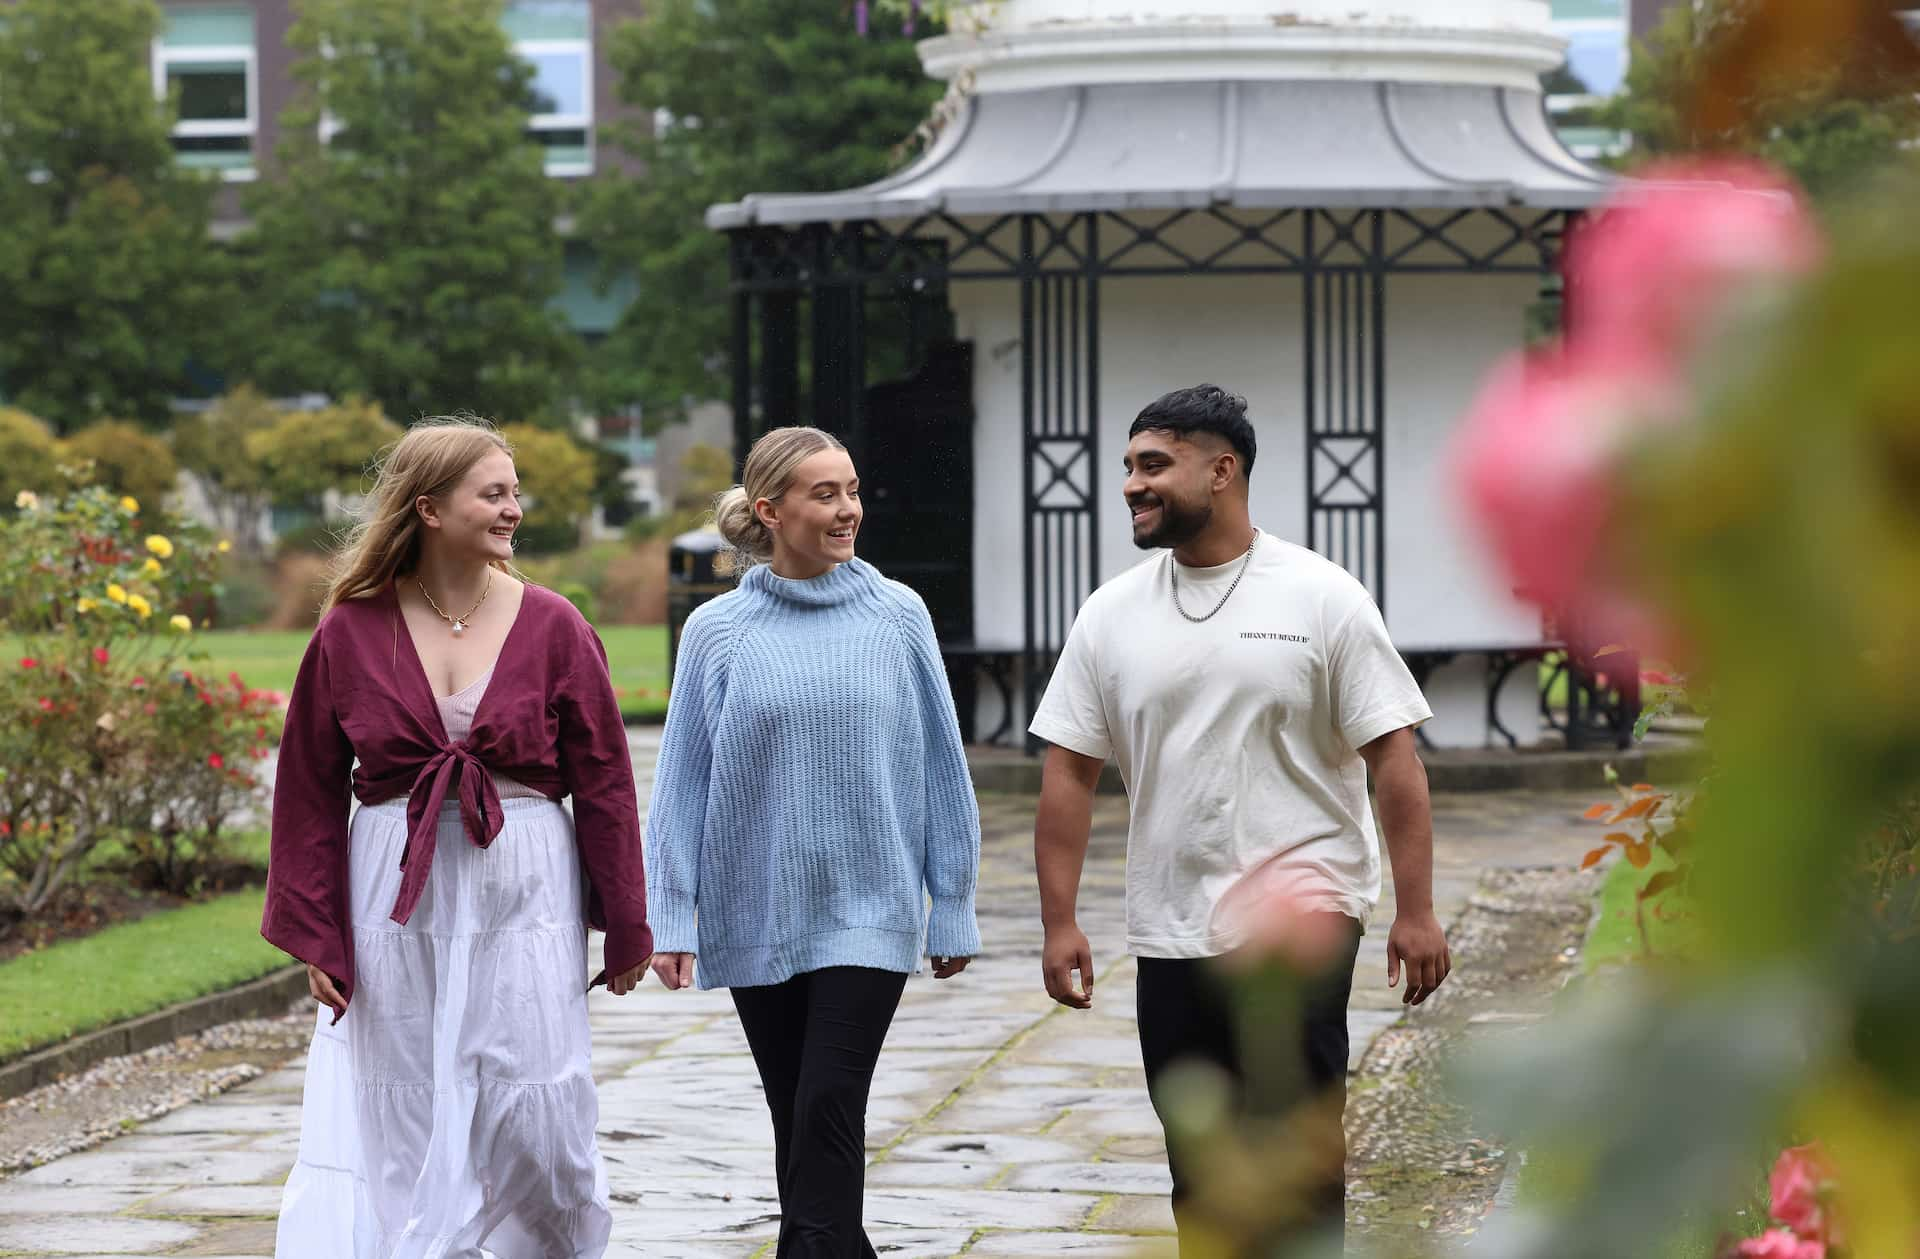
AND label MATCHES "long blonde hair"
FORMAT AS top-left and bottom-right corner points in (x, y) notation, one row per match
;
(712, 426), (848, 566)
(322, 417), (518, 613)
